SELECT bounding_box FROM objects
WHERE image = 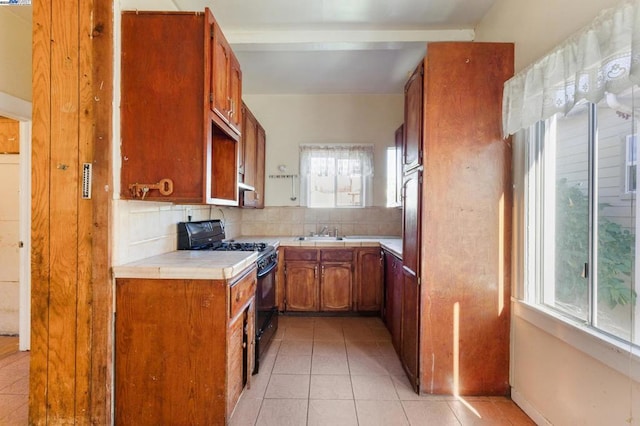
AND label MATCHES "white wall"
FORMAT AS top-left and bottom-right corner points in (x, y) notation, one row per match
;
(474, 0), (620, 72)
(476, 1), (640, 424)
(243, 94), (404, 207)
